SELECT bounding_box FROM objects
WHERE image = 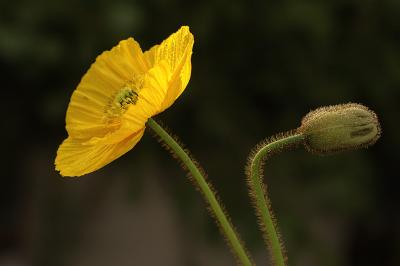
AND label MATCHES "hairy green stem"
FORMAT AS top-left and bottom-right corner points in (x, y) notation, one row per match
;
(147, 118), (253, 266)
(248, 133), (305, 266)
